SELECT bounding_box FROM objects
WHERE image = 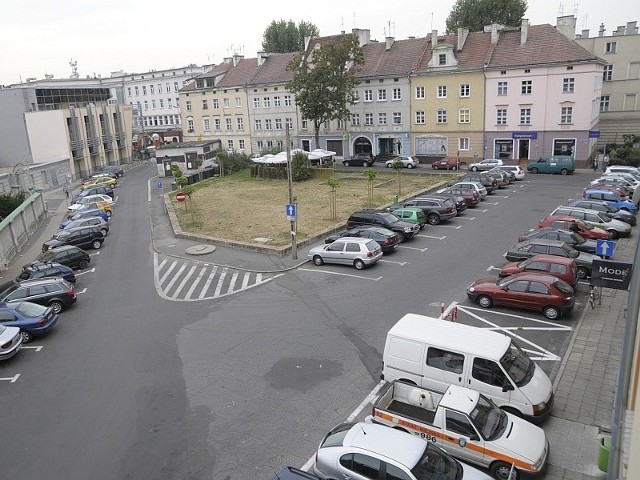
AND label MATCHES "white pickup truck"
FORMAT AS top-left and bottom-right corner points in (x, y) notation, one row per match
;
(368, 381), (548, 480)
